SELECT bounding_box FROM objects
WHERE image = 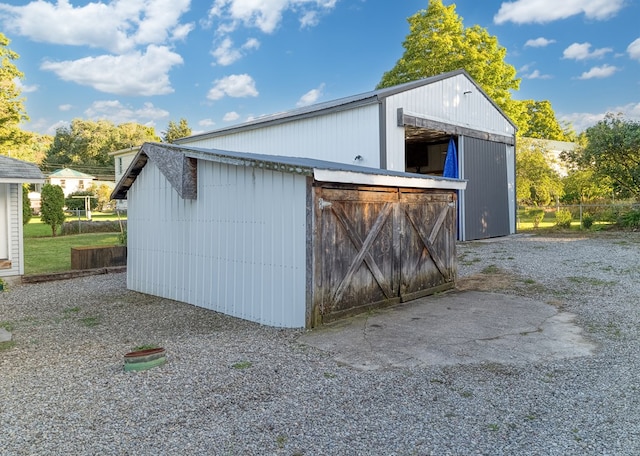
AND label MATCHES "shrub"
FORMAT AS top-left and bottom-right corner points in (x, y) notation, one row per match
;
(65, 191), (99, 211)
(527, 208), (545, 229)
(22, 185), (32, 225)
(555, 209), (573, 228)
(61, 220), (126, 235)
(41, 184), (66, 236)
(582, 213), (594, 229)
(619, 208), (640, 228)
